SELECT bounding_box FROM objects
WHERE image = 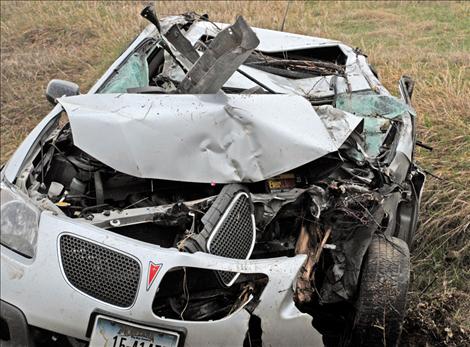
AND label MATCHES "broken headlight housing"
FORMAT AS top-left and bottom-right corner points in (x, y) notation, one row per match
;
(0, 181), (40, 258)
